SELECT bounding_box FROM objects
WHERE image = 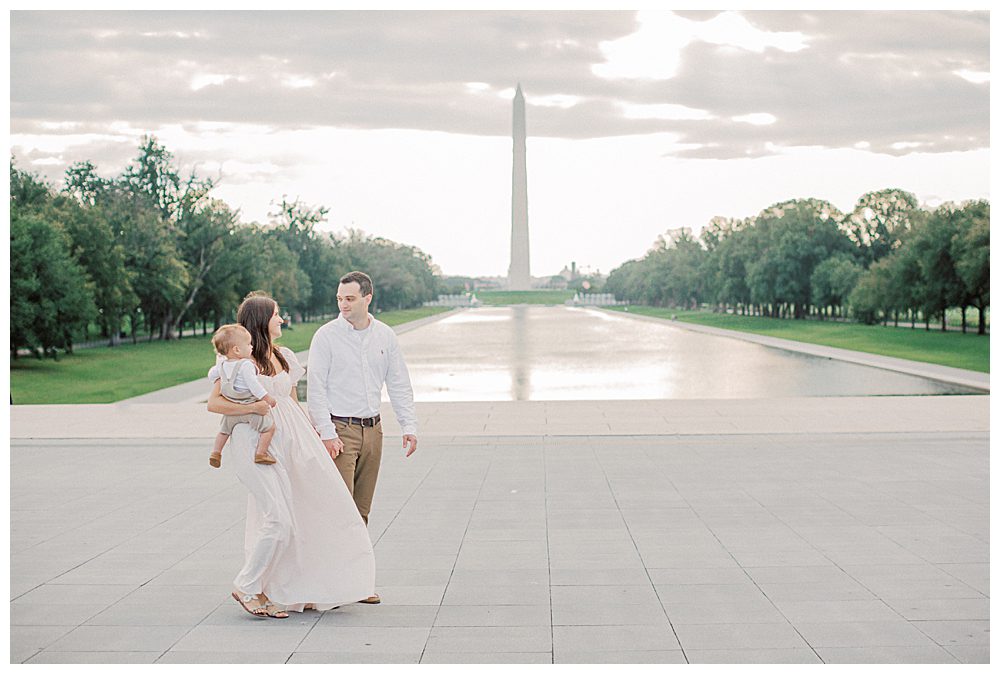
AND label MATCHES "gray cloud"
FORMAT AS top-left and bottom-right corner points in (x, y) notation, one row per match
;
(11, 9), (989, 166)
